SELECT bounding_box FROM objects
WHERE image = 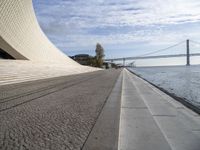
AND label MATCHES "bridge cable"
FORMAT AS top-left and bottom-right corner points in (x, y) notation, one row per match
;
(136, 40), (185, 57)
(190, 40), (200, 46)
